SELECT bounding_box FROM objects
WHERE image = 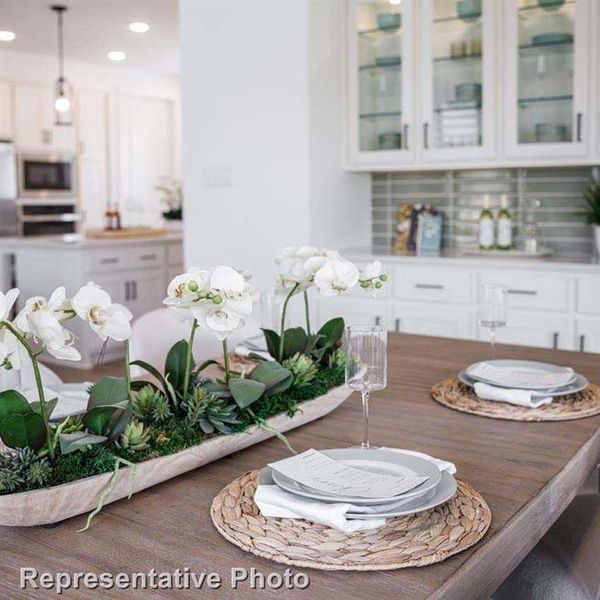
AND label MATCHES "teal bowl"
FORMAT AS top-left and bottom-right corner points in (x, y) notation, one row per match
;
(457, 0), (482, 21)
(377, 13), (401, 31)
